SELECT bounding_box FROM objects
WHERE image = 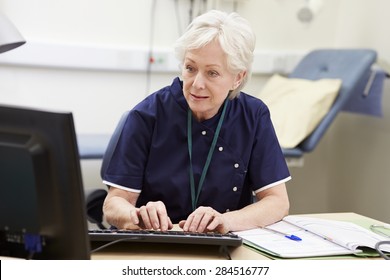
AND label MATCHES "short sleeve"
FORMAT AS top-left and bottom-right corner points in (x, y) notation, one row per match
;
(248, 102), (291, 192)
